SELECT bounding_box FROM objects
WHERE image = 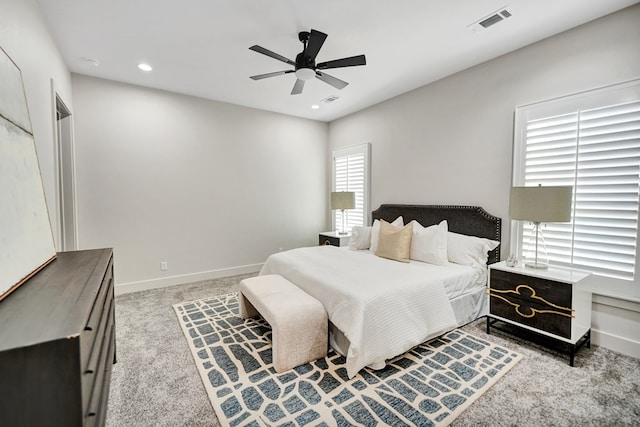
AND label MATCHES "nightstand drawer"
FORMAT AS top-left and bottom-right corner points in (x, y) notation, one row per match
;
(489, 269), (572, 339)
(319, 232), (350, 247)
